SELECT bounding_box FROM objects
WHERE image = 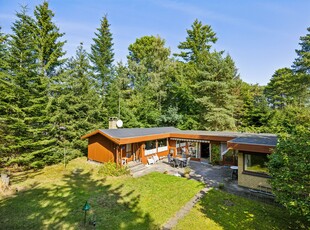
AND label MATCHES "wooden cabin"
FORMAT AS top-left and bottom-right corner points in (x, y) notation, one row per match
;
(81, 127), (277, 190)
